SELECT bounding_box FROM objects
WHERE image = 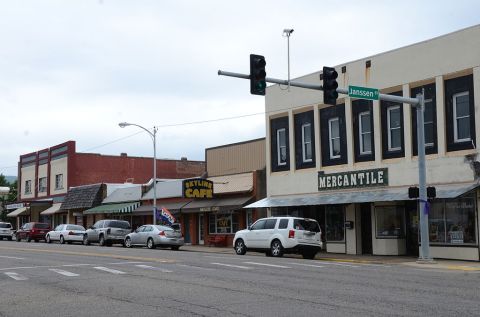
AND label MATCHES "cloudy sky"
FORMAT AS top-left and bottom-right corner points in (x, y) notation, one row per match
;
(1, 0), (479, 176)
